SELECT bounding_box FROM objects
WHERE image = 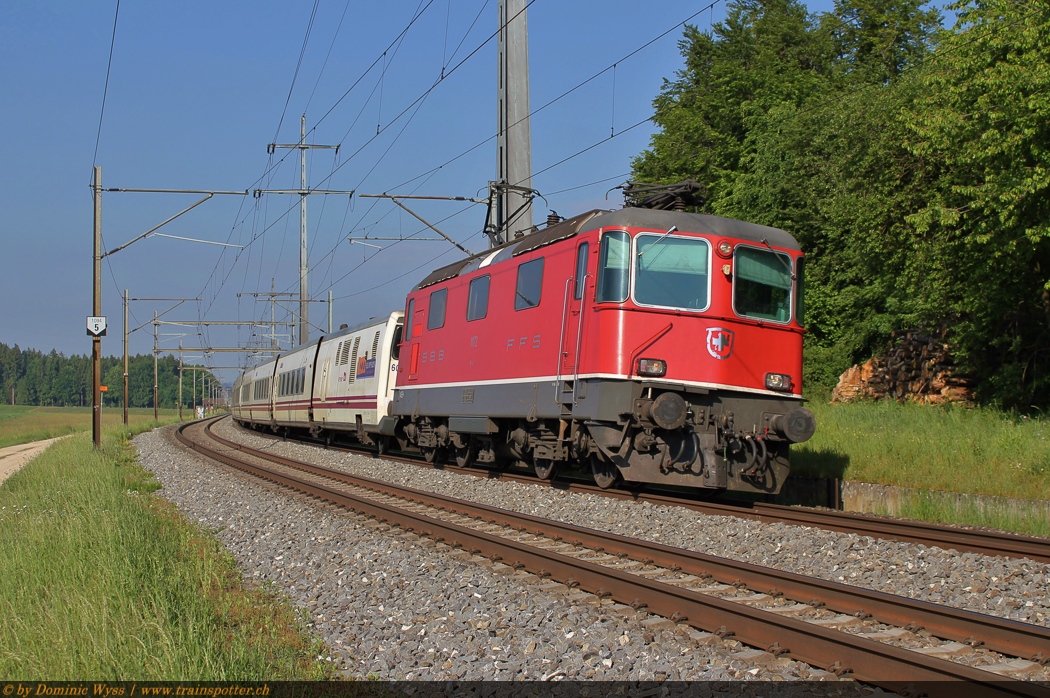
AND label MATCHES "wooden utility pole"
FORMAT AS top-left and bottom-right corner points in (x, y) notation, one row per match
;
(123, 289), (129, 425)
(153, 311), (158, 421)
(92, 166), (103, 449)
